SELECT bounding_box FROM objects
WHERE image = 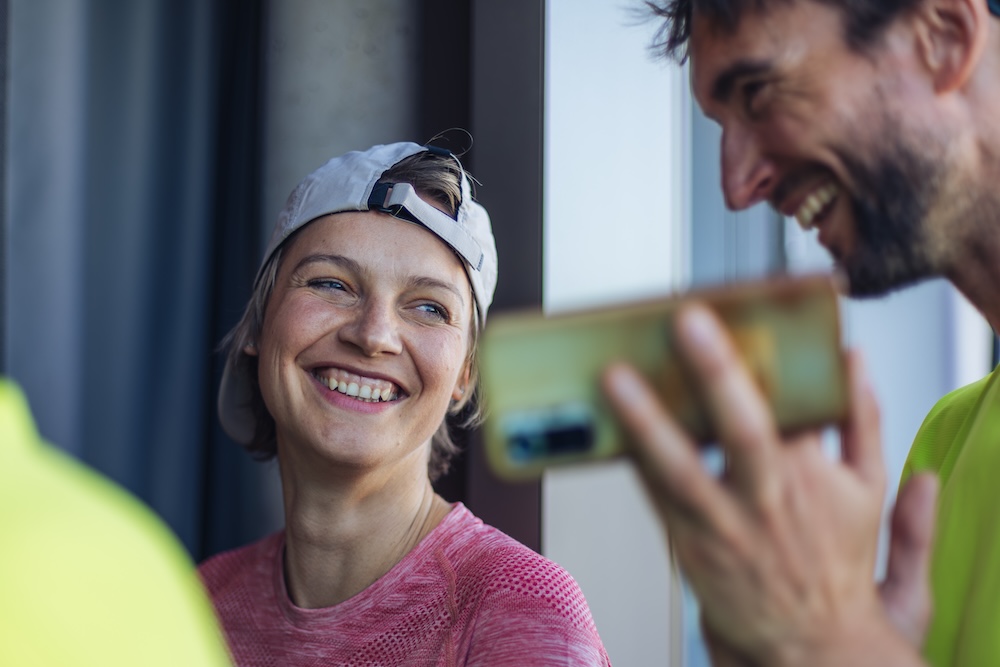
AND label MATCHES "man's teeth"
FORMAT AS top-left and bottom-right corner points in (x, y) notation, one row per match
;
(316, 372), (397, 402)
(794, 183), (839, 230)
